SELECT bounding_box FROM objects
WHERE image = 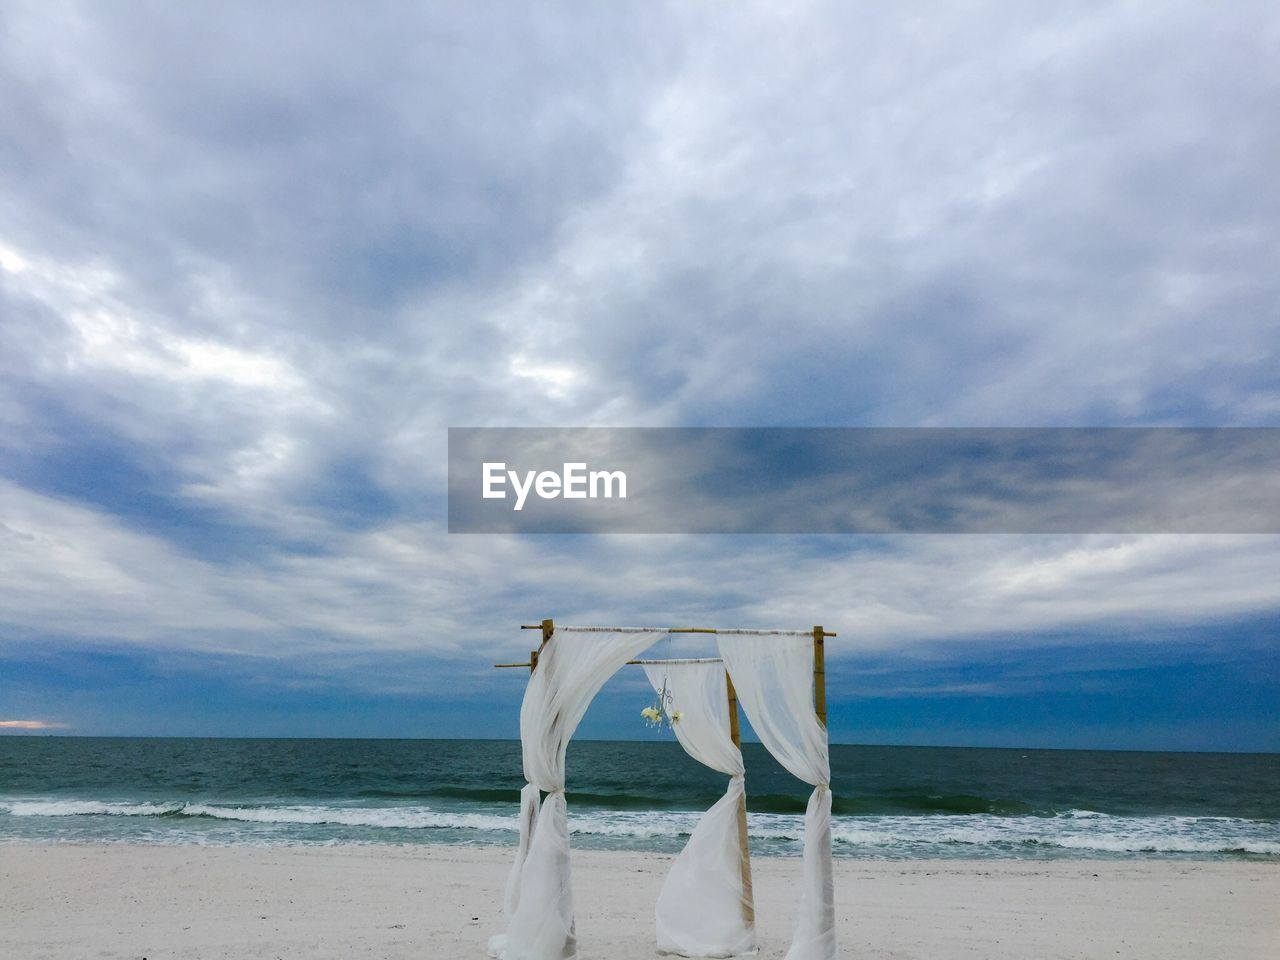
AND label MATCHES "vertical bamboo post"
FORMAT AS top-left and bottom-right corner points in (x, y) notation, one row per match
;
(528, 619), (554, 673)
(726, 672), (755, 926)
(813, 625), (827, 729)
(531, 621), (554, 810)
